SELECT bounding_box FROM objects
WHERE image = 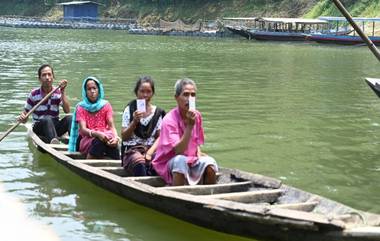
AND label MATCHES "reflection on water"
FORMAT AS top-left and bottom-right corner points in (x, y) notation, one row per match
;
(1, 26), (380, 240)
